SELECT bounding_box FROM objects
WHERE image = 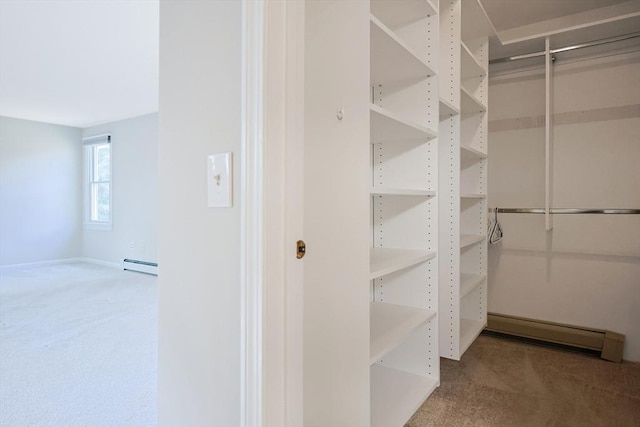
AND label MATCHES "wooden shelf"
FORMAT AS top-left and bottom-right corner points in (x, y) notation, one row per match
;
(371, 0), (436, 30)
(371, 364), (438, 427)
(460, 234), (486, 249)
(461, 144), (487, 160)
(370, 302), (436, 364)
(461, 41), (486, 80)
(370, 15), (435, 88)
(461, 193), (486, 199)
(371, 188), (435, 197)
(370, 104), (437, 143)
(370, 248), (436, 280)
(460, 318), (485, 355)
(460, 86), (486, 115)
(460, 274), (485, 299)
(439, 98), (459, 120)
